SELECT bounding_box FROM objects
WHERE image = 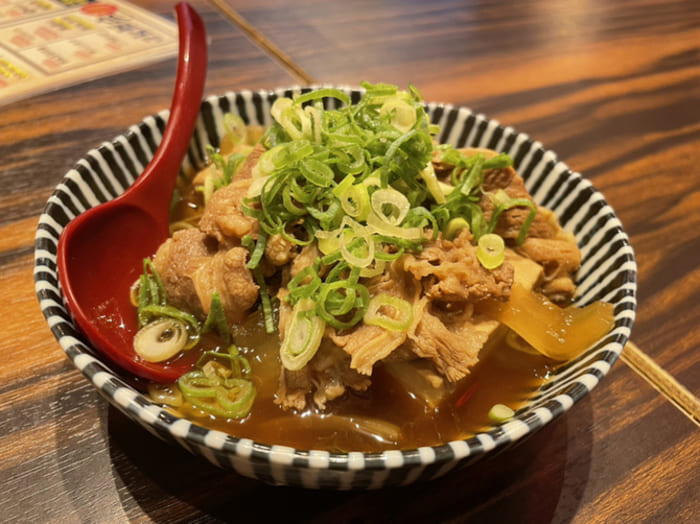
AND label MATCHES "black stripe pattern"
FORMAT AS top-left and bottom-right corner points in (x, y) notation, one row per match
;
(33, 87), (637, 490)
